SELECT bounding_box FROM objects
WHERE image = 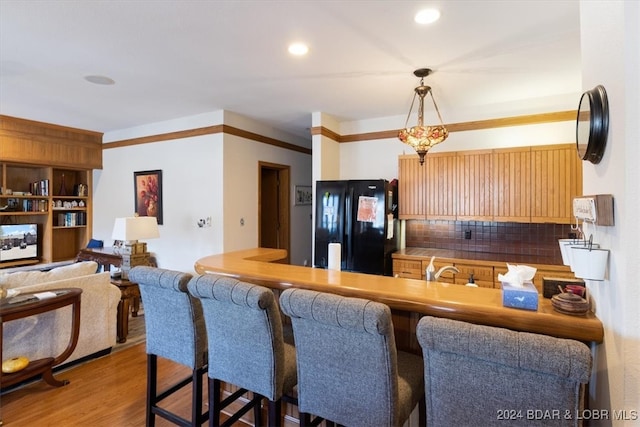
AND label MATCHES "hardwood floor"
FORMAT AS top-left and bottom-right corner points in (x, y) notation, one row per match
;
(1, 343), (213, 426)
(1, 312), (306, 427)
(1, 313), (255, 427)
